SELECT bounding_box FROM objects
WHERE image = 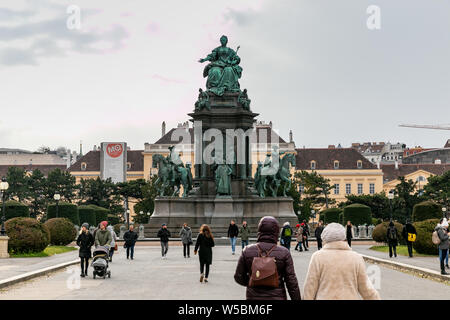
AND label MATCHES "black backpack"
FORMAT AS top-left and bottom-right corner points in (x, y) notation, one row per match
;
(388, 227), (397, 241)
